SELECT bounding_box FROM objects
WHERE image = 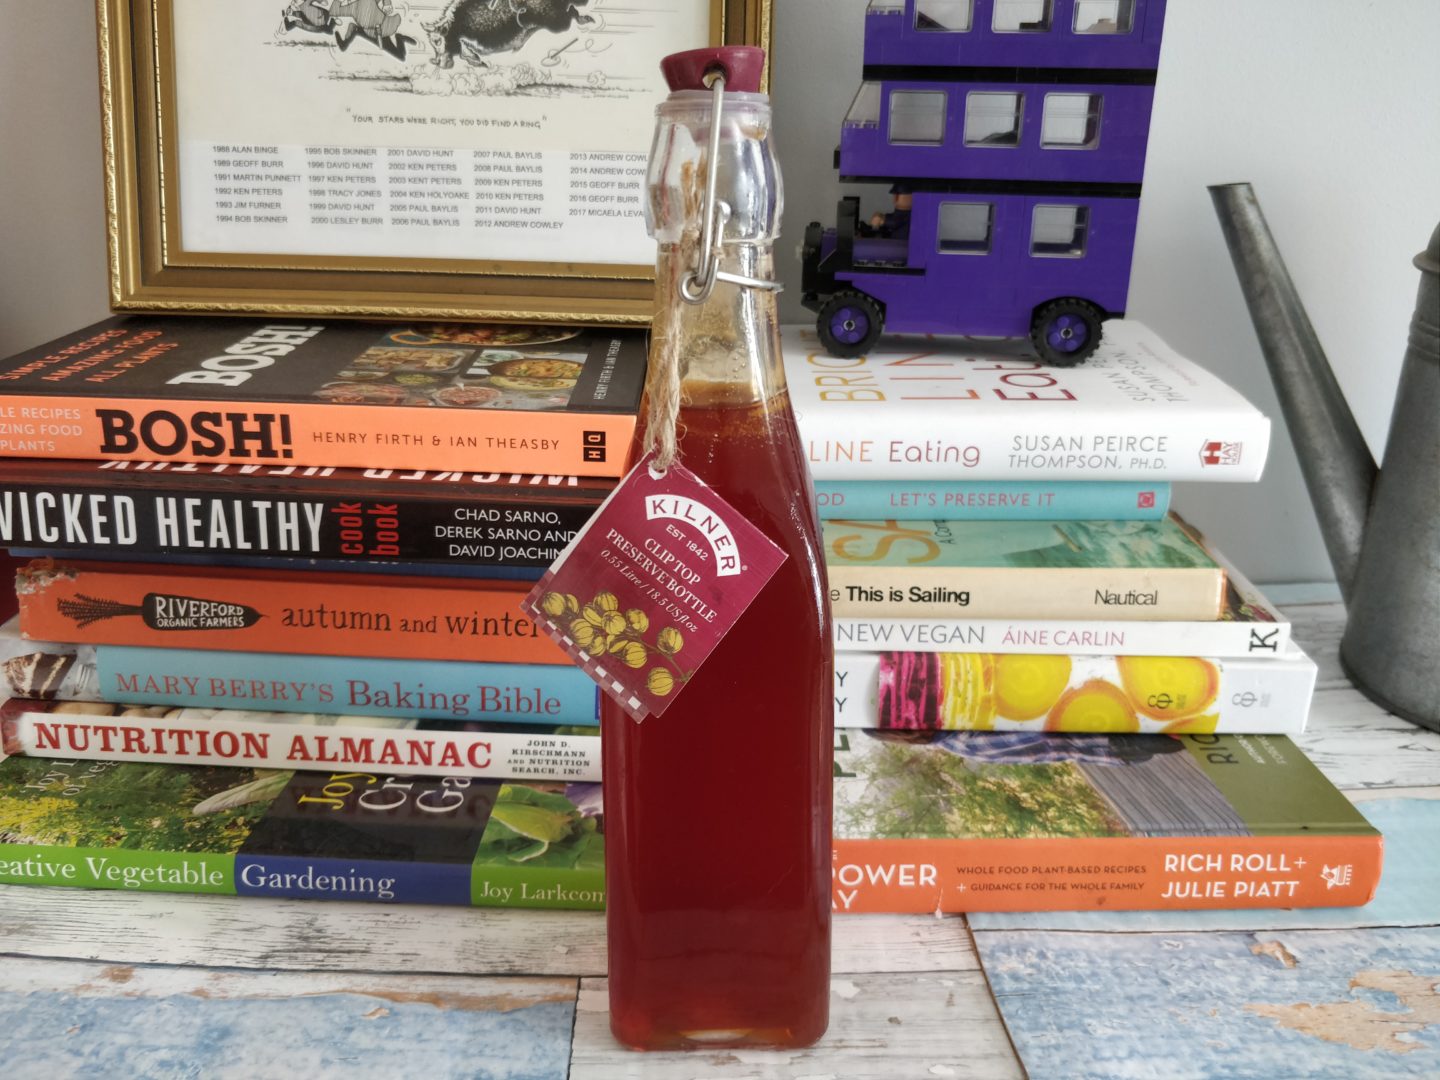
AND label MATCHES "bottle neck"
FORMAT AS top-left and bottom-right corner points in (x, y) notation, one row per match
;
(650, 241), (786, 411)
